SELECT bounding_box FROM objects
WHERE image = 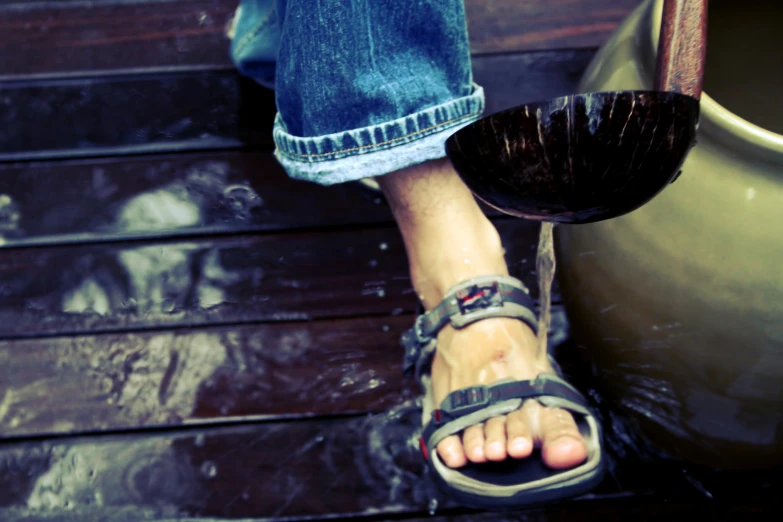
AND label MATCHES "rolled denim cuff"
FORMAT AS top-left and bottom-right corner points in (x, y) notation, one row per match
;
(273, 84), (485, 185)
